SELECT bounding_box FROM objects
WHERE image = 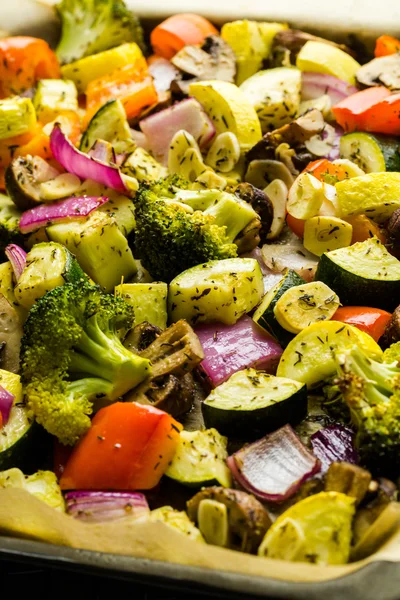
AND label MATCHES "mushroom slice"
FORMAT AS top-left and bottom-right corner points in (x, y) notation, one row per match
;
(265, 179), (288, 240)
(127, 372), (195, 417)
(271, 29), (356, 65)
(245, 159), (294, 190)
(304, 122), (336, 157)
(0, 294), (23, 374)
(123, 322), (162, 353)
(234, 182), (273, 243)
(171, 35), (236, 82)
(187, 487), (272, 553)
(356, 54), (400, 90)
(261, 242), (318, 282)
(138, 319), (204, 379)
(380, 304), (400, 348)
